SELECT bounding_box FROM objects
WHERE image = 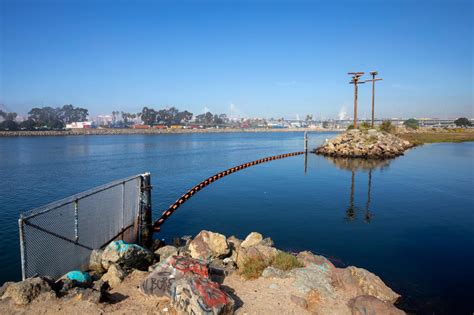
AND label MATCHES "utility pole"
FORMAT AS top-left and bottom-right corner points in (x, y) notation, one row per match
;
(348, 72), (365, 129)
(365, 71), (383, 128)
